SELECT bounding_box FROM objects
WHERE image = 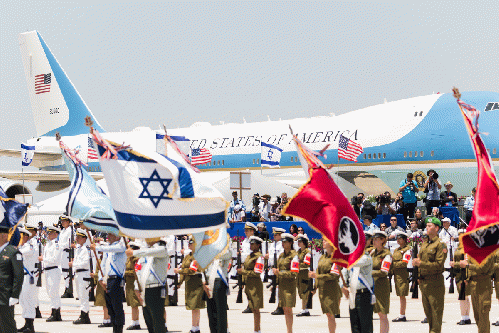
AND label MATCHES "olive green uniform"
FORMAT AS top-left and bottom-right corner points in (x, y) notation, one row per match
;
(418, 235), (447, 333)
(125, 257), (141, 307)
(93, 259), (106, 307)
(0, 244), (24, 333)
(315, 253), (340, 315)
(179, 253), (205, 310)
(452, 245), (471, 297)
(371, 248), (391, 314)
(277, 250), (298, 308)
(297, 248), (311, 309)
(493, 252), (499, 299)
(242, 251), (264, 310)
(468, 255), (494, 333)
(392, 244), (411, 297)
